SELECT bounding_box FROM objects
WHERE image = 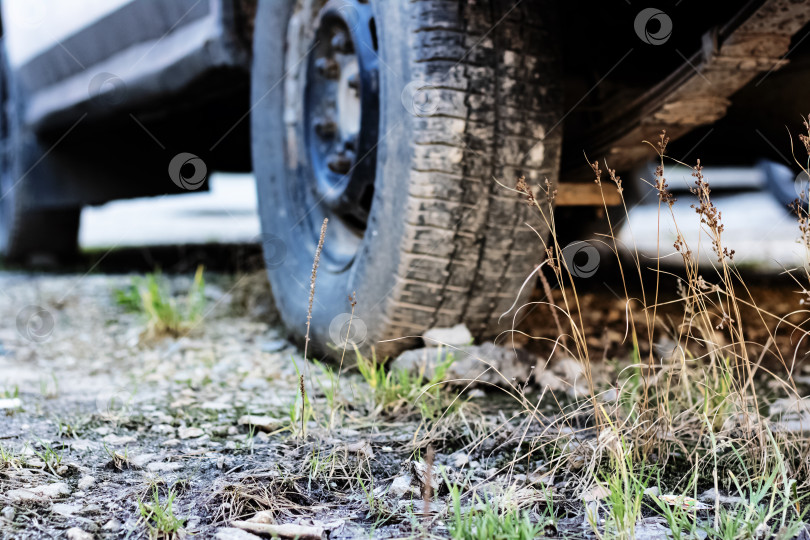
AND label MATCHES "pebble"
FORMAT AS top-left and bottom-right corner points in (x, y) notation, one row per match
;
(423, 324), (473, 347)
(237, 415), (281, 432)
(147, 462), (183, 472)
(1, 506), (15, 521)
(65, 527), (93, 540)
(0, 398), (21, 410)
(178, 426), (205, 439)
(7, 482), (70, 502)
(52, 503), (81, 517)
(102, 519), (121, 532)
(215, 527), (263, 540)
(77, 476), (95, 491)
(260, 339), (288, 353)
